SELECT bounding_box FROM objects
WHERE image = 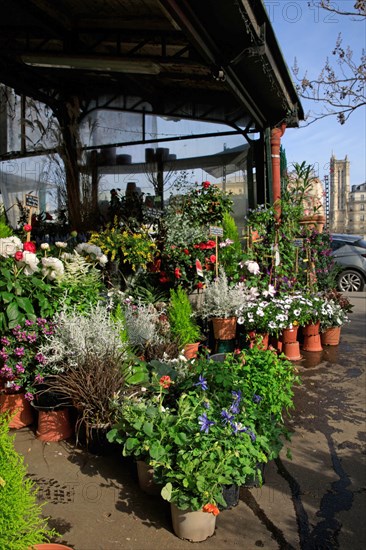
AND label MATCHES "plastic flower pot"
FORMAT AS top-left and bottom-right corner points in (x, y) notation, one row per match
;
(212, 317), (237, 340)
(35, 408), (73, 442)
(136, 460), (161, 496)
(281, 326), (299, 344)
(0, 392), (34, 429)
(321, 326), (341, 346)
(170, 503), (216, 542)
(302, 321), (323, 352)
